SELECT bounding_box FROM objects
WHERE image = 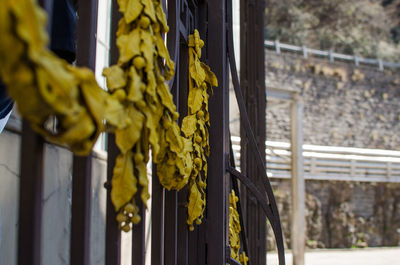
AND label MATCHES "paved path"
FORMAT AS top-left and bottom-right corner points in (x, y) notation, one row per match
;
(266, 247), (400, 265)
